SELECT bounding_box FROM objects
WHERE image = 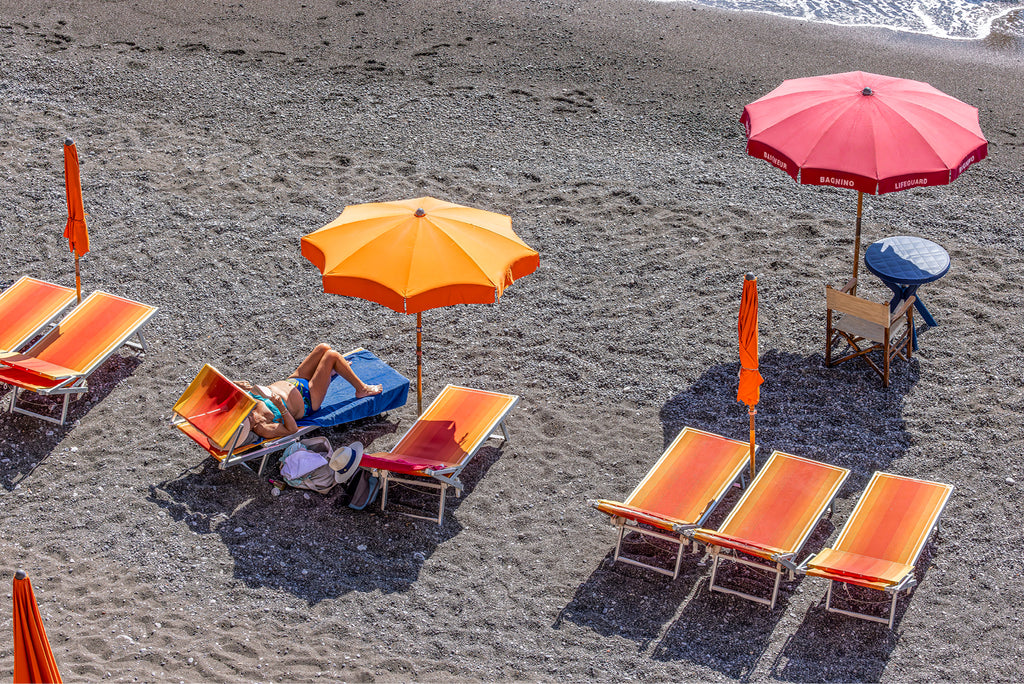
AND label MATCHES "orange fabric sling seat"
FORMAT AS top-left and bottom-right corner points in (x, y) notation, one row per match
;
(0, 291), (156, 425)
(686, 451), (850, 609)
(360, 384), (519, 524)
(172, 364), (260, 459)
(801, 471), (953, 627)
(0, 276), (76, 353)
(589, 427), (754, 579)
